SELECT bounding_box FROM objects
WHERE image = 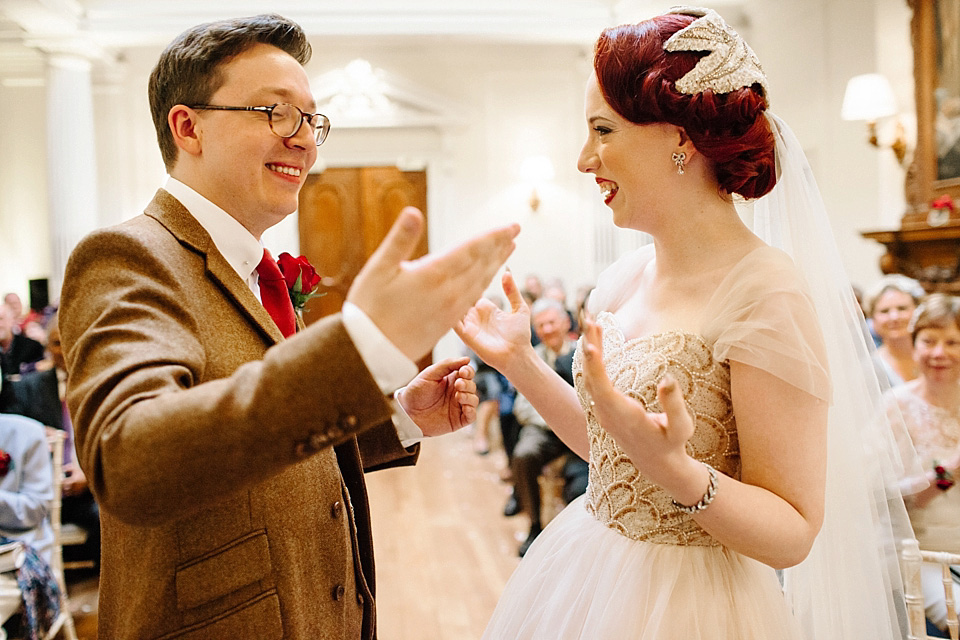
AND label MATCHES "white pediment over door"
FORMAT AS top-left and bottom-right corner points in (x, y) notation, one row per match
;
(313, 59), (466, 130)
